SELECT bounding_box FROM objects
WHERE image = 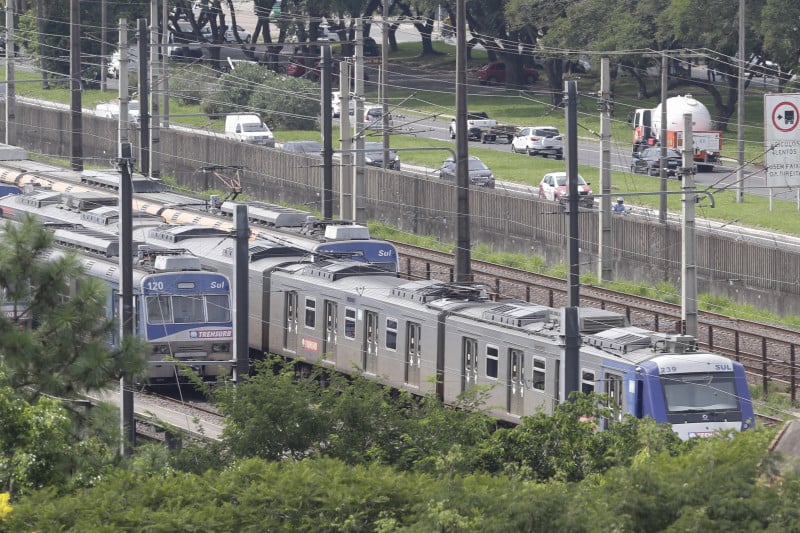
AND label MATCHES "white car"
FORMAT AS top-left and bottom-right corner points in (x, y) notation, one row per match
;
(201, 25), (252, 43)
(511, 126), (563, 159)
(107, 47), (138, 78)
(331, 91), (355, 118)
